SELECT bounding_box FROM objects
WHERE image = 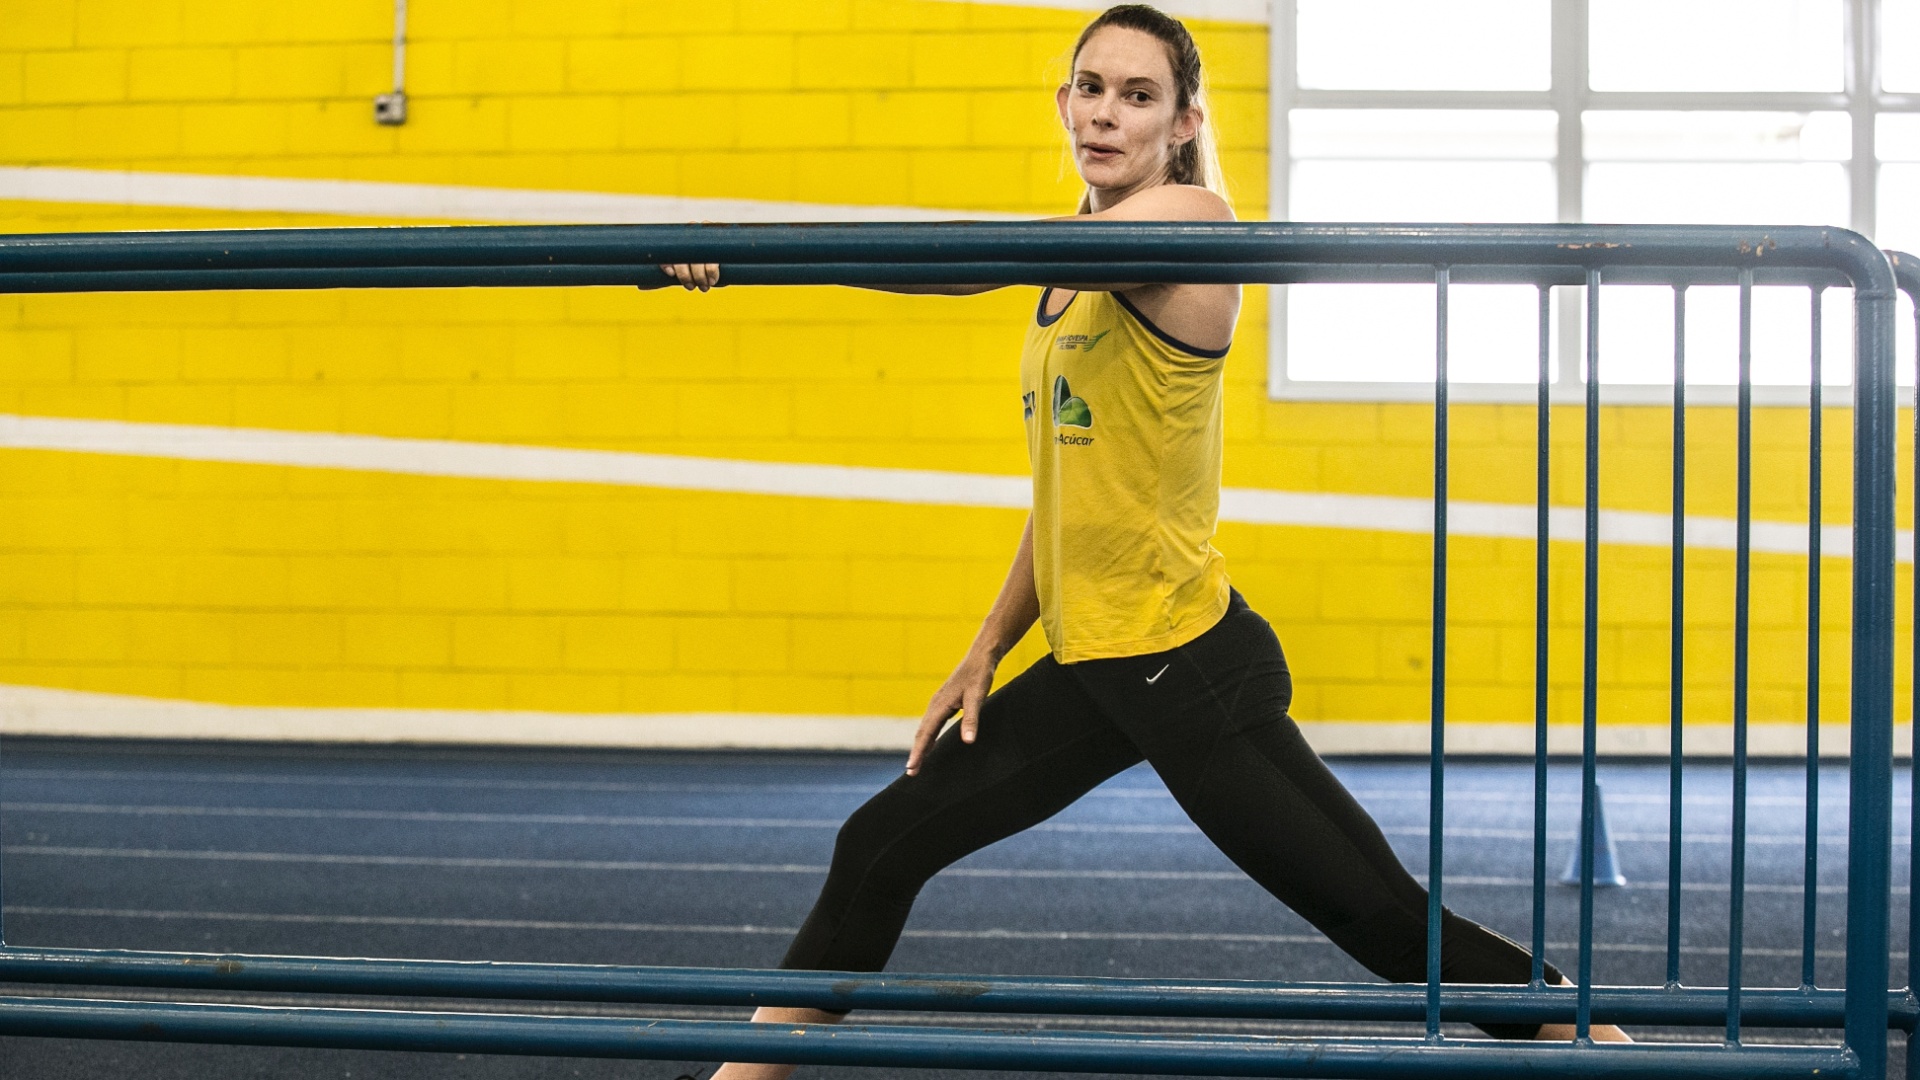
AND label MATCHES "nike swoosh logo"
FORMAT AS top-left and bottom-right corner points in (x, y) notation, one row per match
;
(1145, 664), (1170, 685)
